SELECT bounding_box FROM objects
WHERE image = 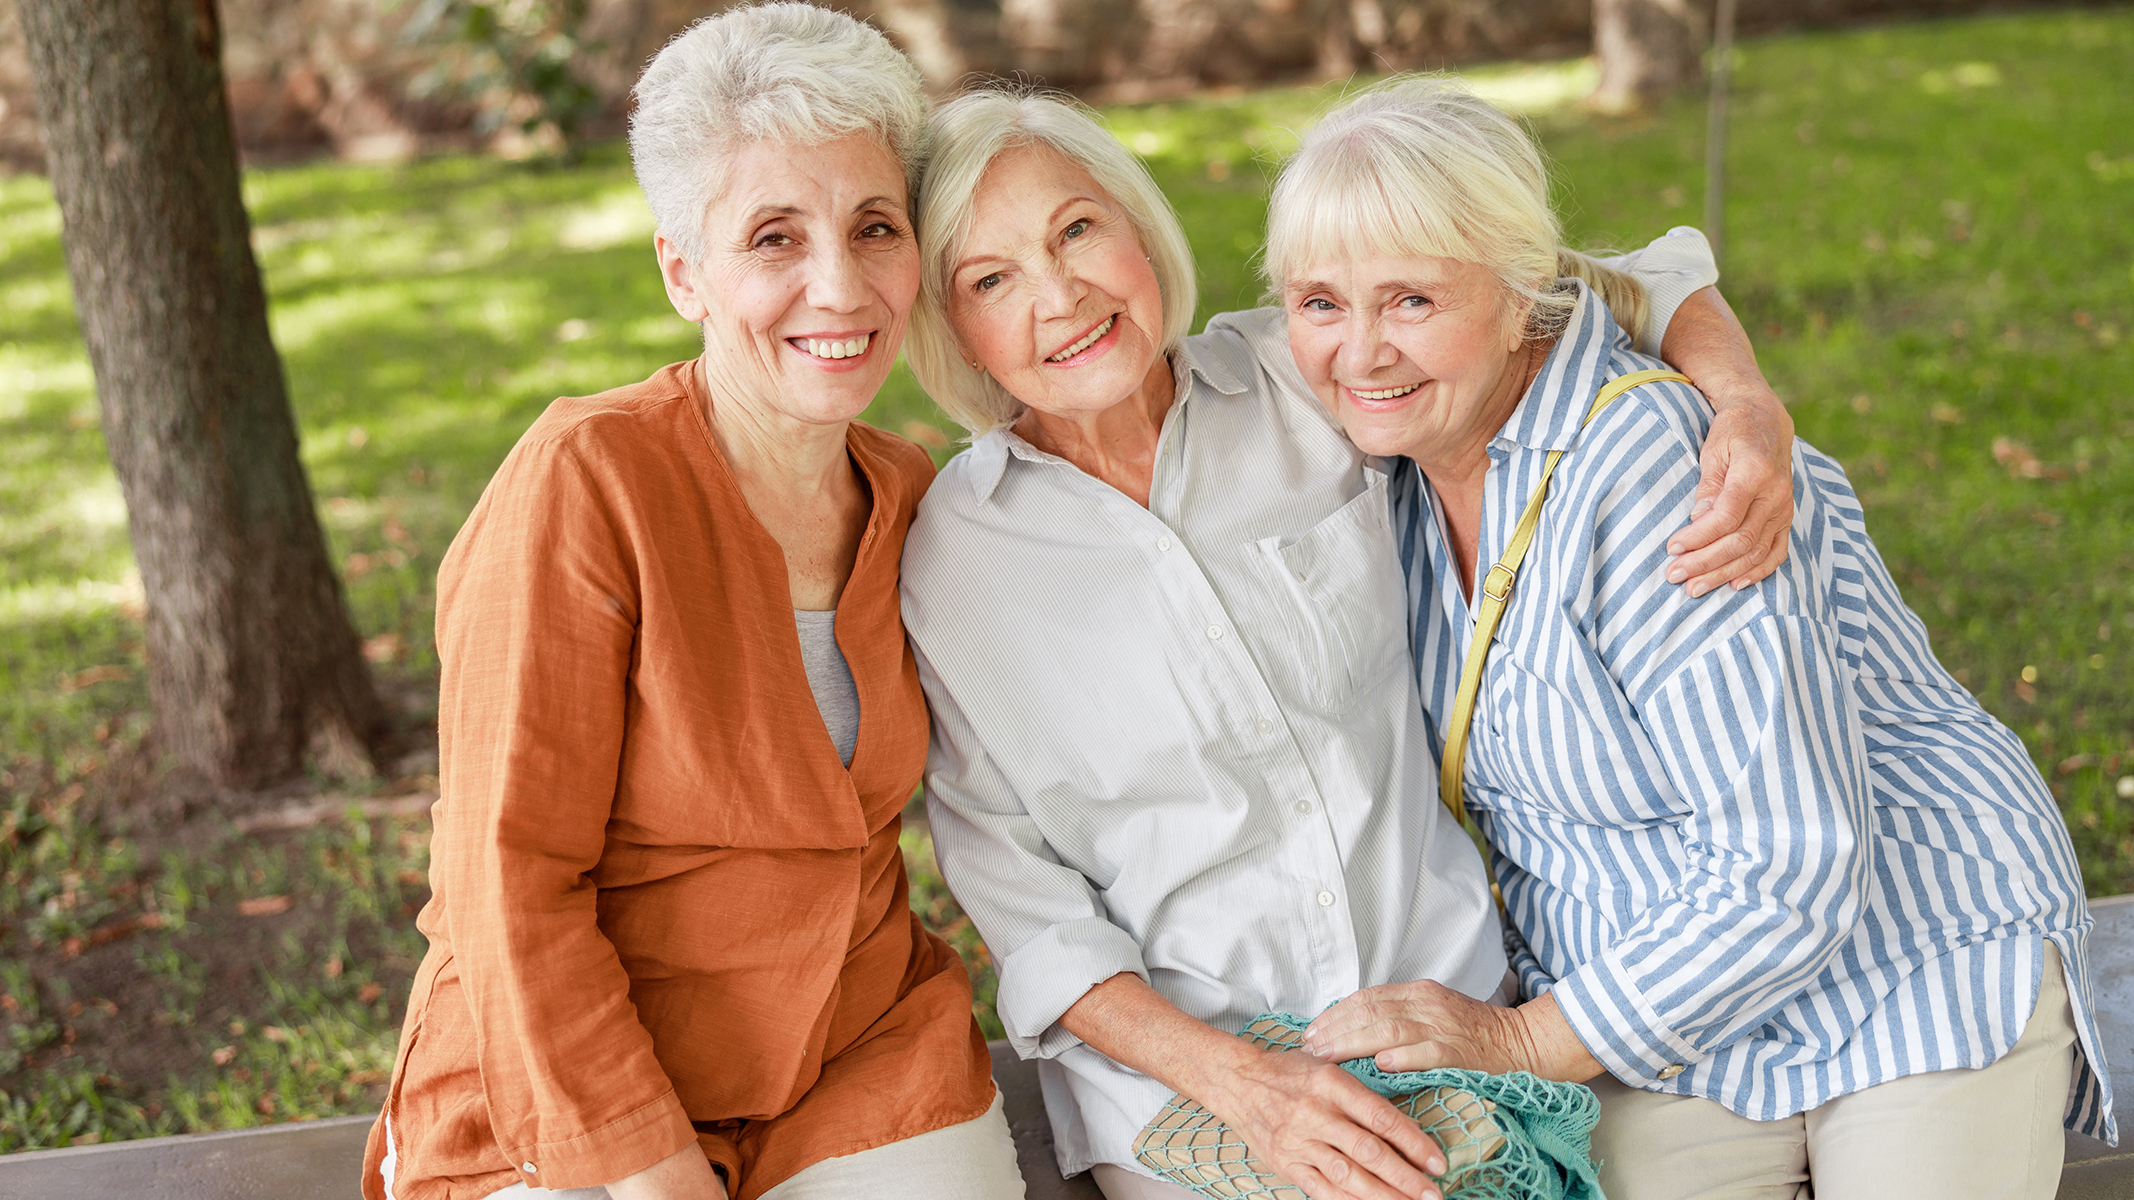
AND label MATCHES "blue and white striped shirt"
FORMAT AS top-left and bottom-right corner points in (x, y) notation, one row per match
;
(1394, 281), (2115, 1140)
